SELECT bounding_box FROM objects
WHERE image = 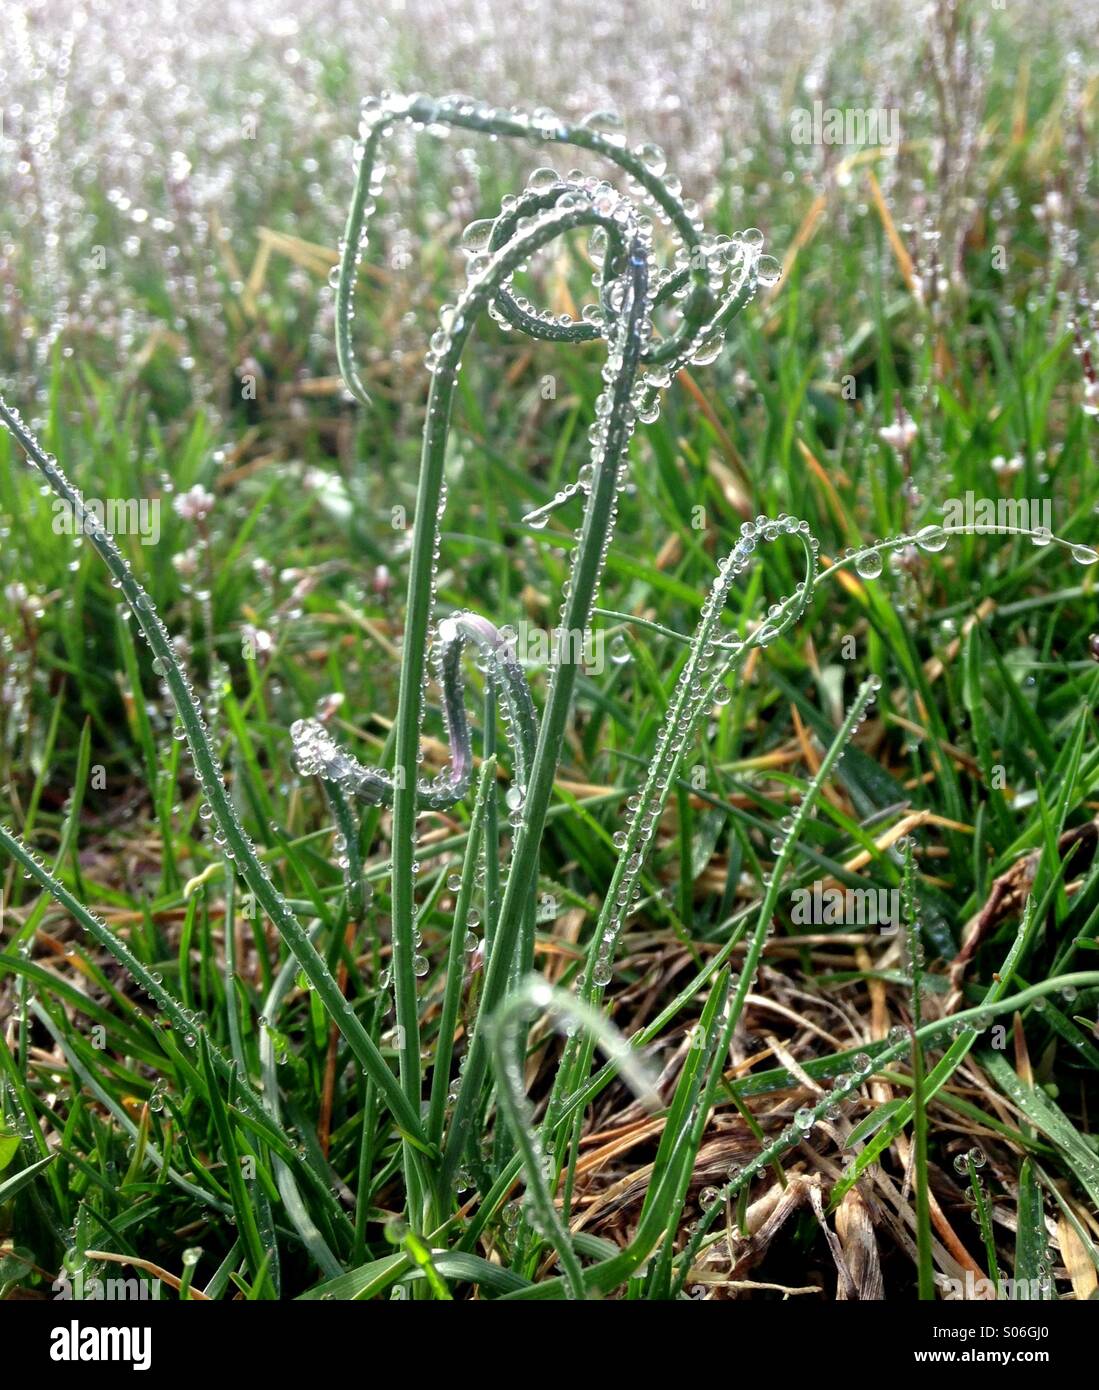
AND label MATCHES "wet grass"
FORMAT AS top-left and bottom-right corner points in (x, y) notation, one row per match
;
(1, 22), (1098, 1302)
